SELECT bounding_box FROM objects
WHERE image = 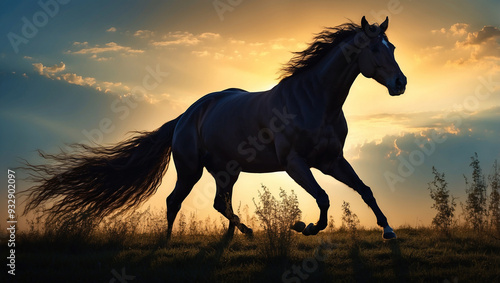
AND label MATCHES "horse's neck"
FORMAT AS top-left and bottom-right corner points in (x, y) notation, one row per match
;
(316, 43), (361, 110)
(277, 42), (361, 117)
